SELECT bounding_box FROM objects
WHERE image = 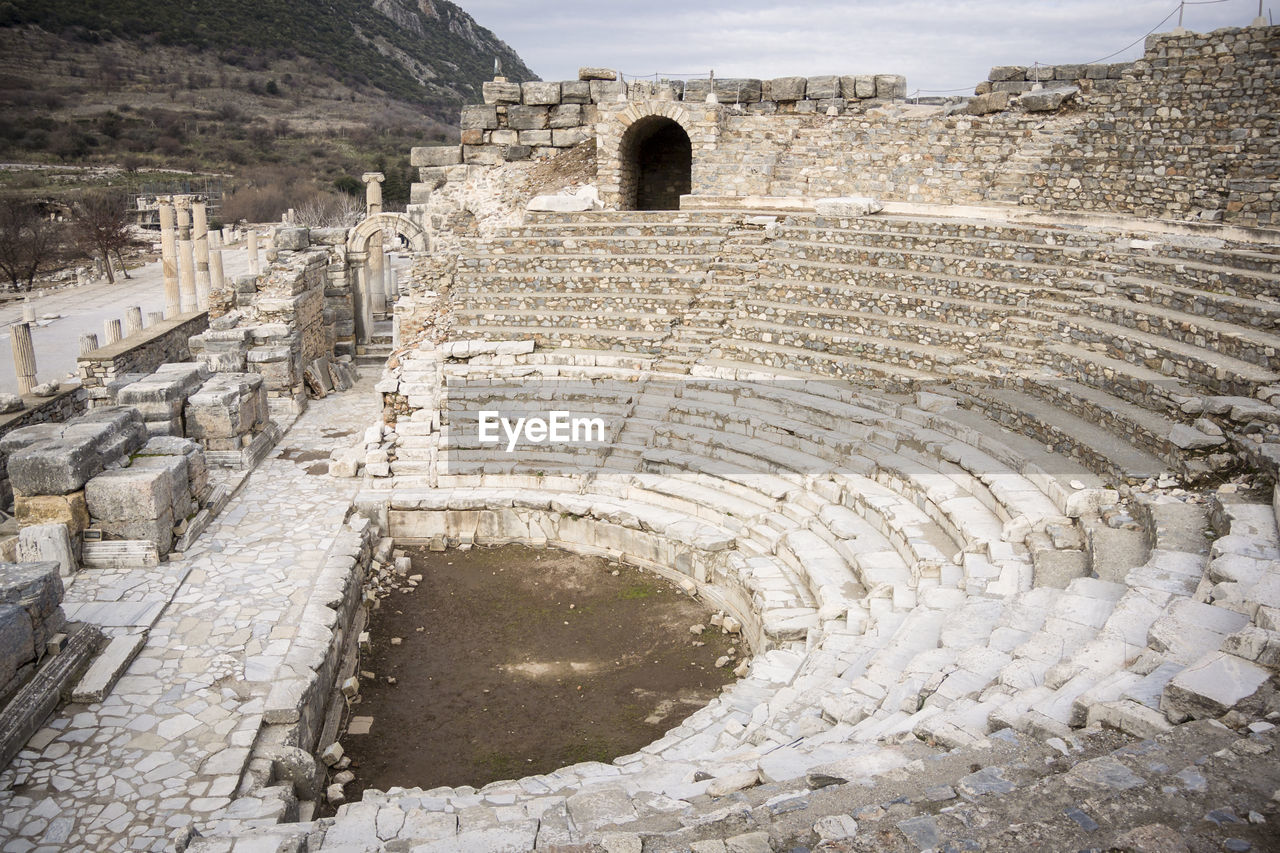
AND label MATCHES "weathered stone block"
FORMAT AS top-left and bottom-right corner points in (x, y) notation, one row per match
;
(0, 562), (63, 624)
(410, 146), (462, 167)
(5, 409), (147, 496)
(848, 75), (876, 98)
(1162, 652), (1272, 721)
(715, 78), (762, 103)
(506, 105), (549, 130)
(988, 65), (1027, 82)
(579, 67), (617, 81)
(17, 524), (76, 578)
(806, 75), (841, 100)
(185, 374), (267, 442)
(14, 493), (89, 535)
(490, 129), (519, 146)
(590, 79), (627, 103)
(274, 227), (310, 251)
(127, 455), (192, 522)
(86, 467), (173, 522)
(518, 130), (552, 147)
(460, 105), (499, 130)
(462, 145), (503, 166)
(1020, 85), (1079, 112)
(874, 74), (906, 99)
(139, 436), (206, 499)
(964, 91), (1010, 115)
(766, 77), (807, 102)
(521, 81), (561, 105)
(98, 513), (174, 555)
(0, 603), (35, 693)
(503, 145), (533, 161)
(1055, 64), (1085, 81)
(551, 128), (589, 147)
(560, 81), (591, 104)
(481, 81), (521, 105)
(549, 104), (583, 128)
